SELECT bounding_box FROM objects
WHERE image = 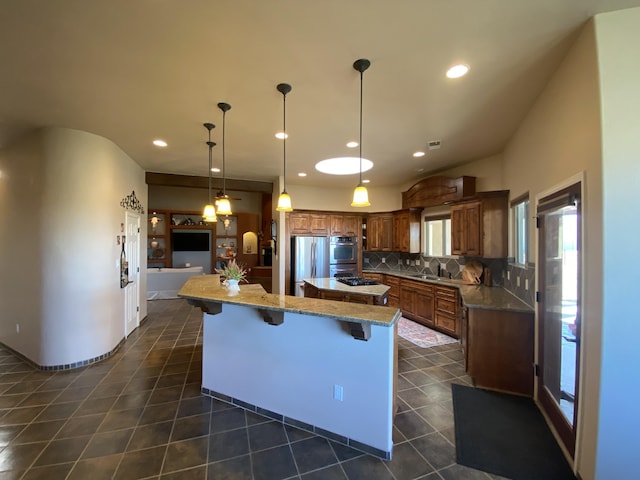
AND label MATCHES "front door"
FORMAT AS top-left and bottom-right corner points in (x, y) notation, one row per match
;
(536, 182), (581, 457)
(125, 212), (141, 337)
